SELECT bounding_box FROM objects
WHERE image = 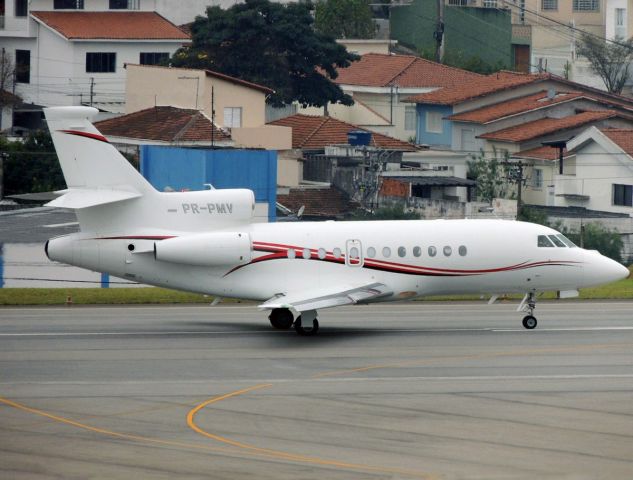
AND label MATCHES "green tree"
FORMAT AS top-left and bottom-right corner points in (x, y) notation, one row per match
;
(314, 0), (375, 39)
(576, 33), (633, 94)
(467, 149), (511, 202)
(171, 0), (358, 108)
(566, 223), (623, 263)
(2, 131), (64, 195)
